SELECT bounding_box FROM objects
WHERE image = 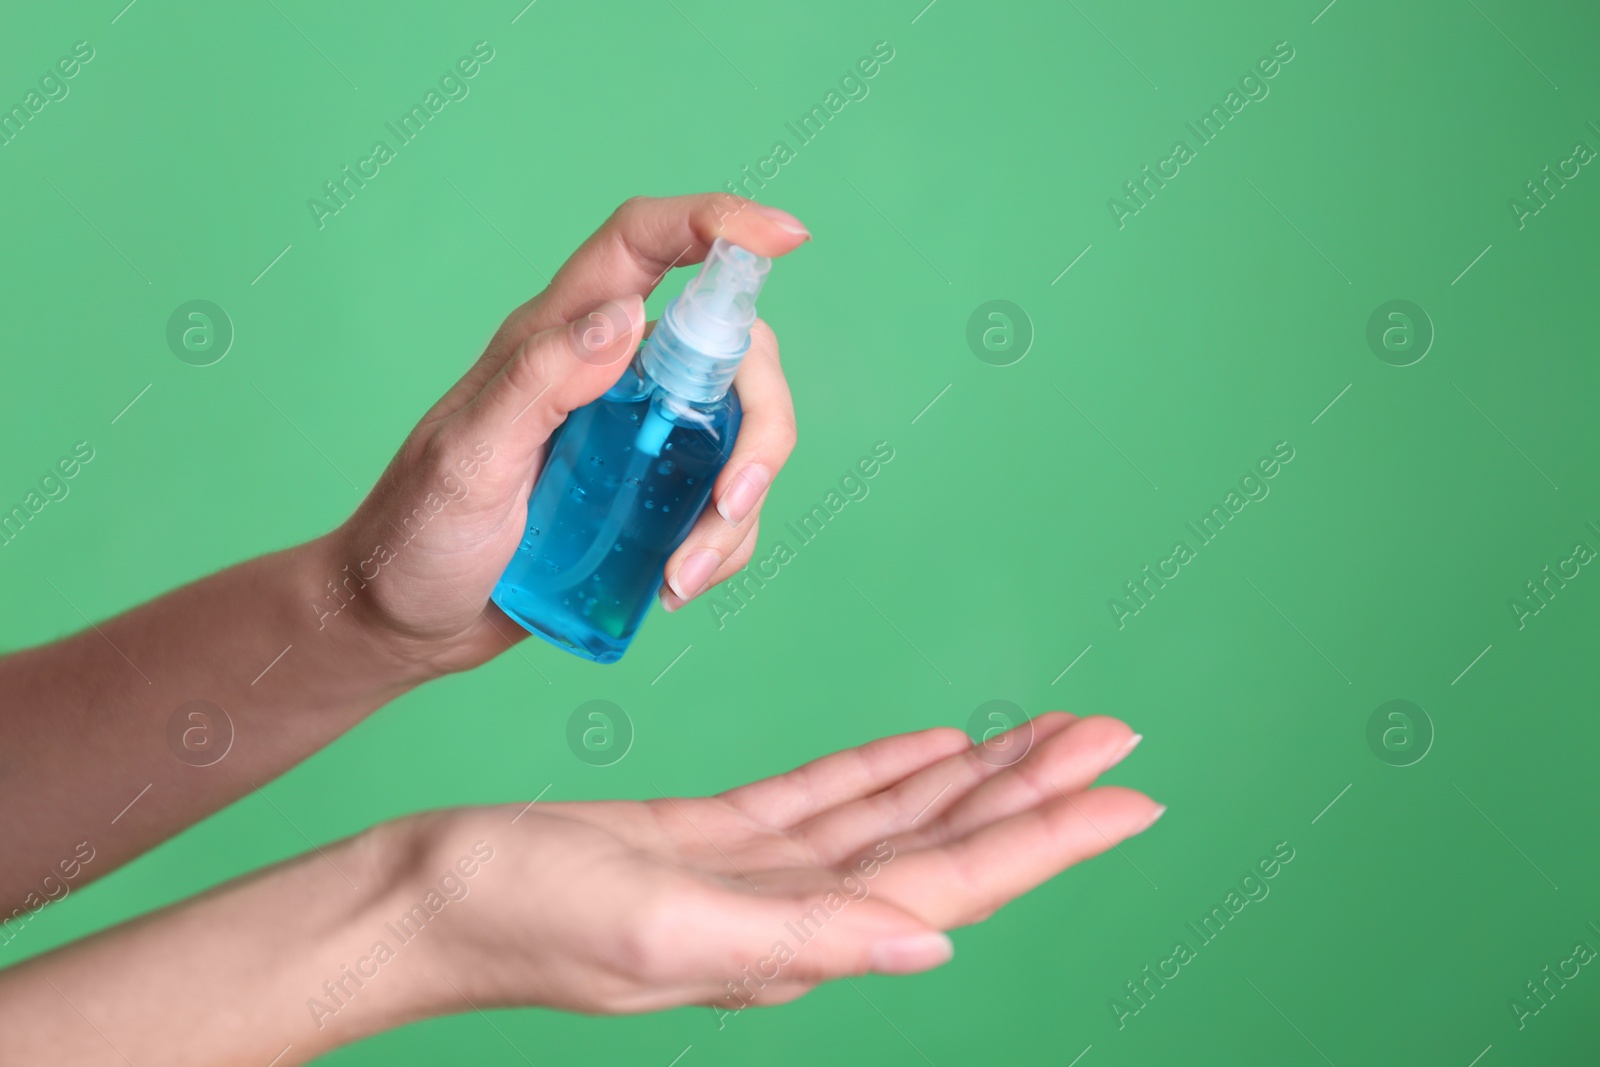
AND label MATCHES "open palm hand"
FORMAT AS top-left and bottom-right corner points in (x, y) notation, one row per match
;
(411, 713), (1159, 1016)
